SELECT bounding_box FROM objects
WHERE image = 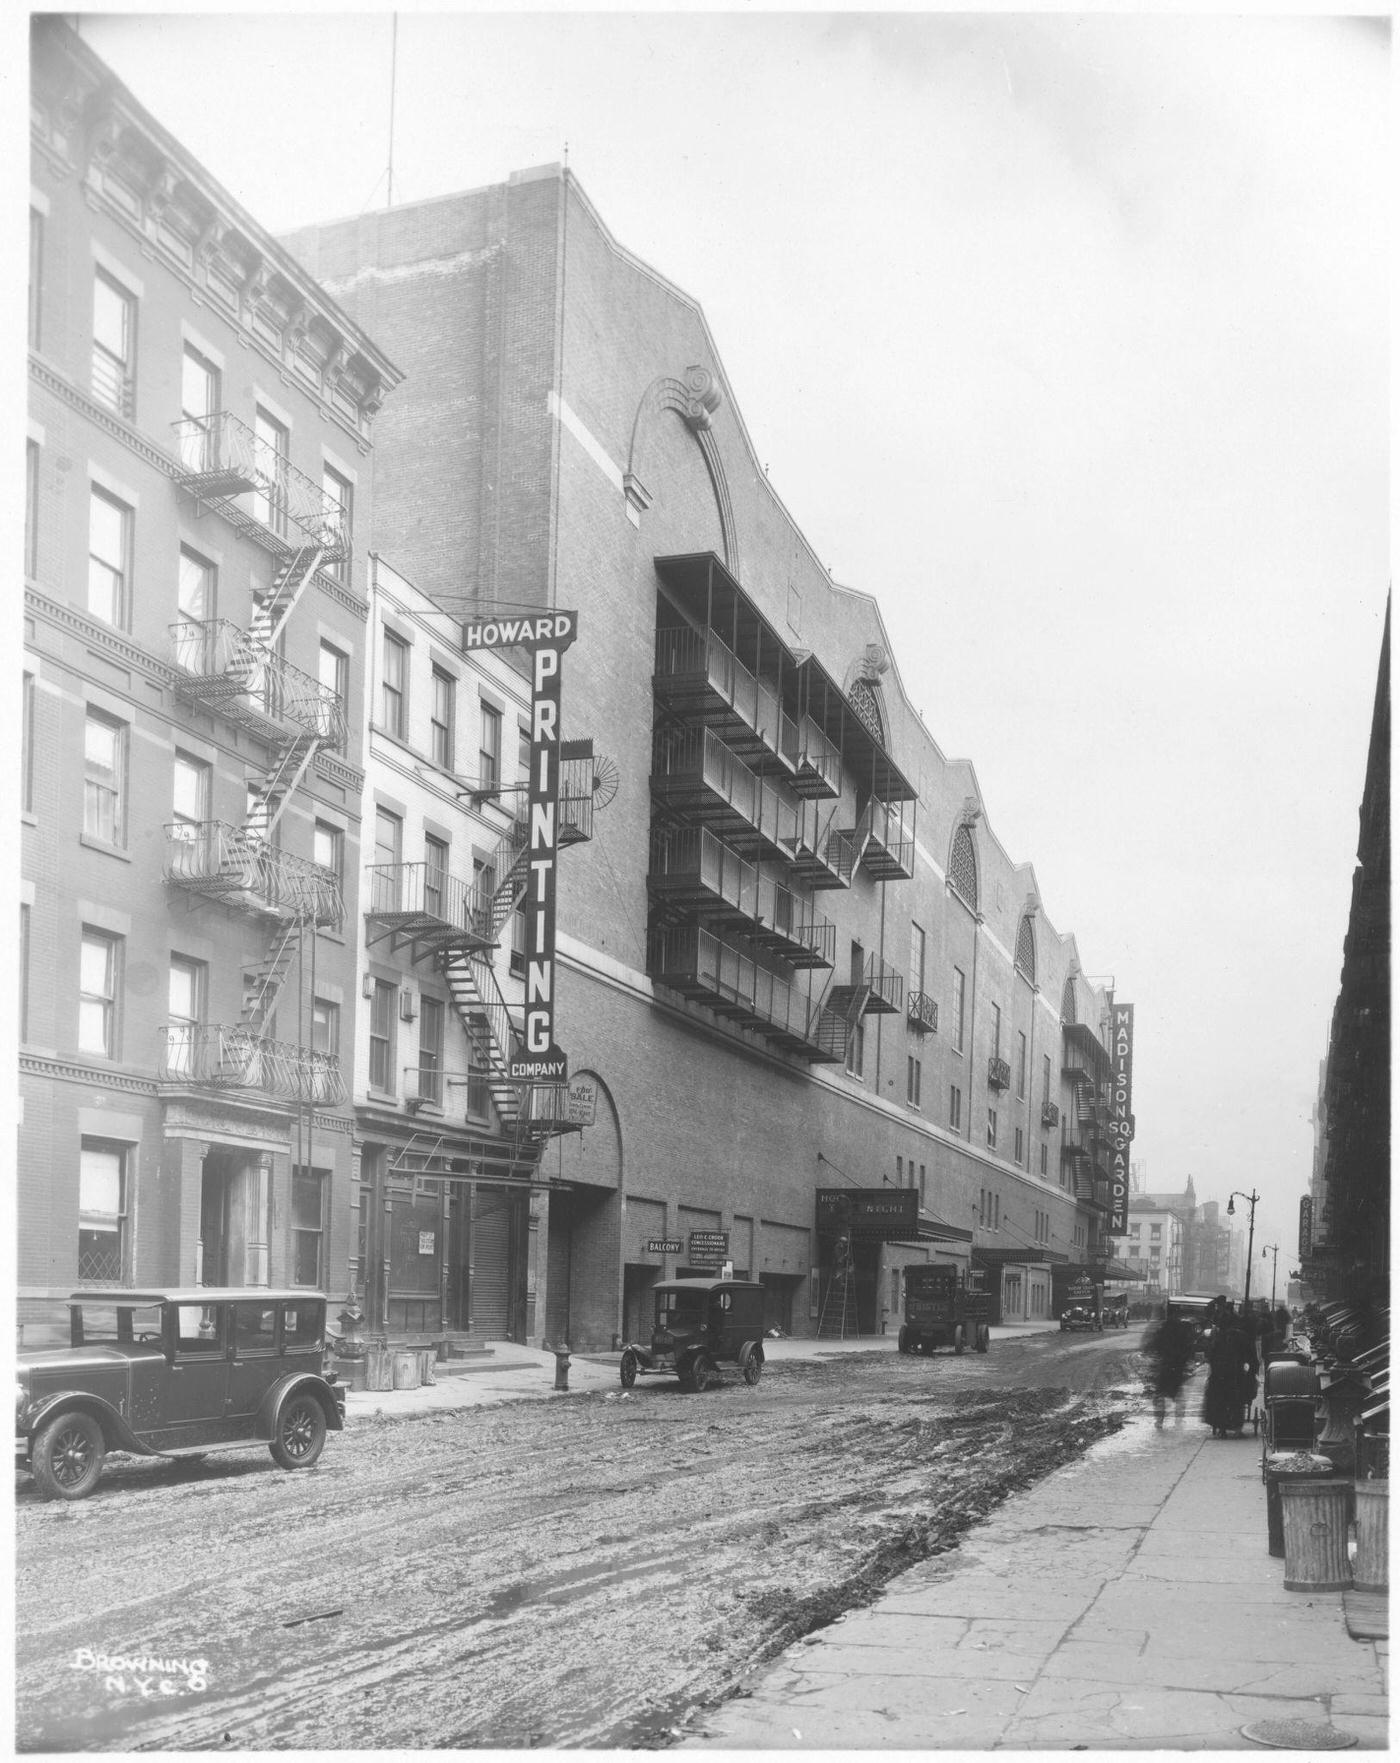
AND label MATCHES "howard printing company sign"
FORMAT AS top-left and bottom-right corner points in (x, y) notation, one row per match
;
(1106, 1003), (1135, 1235)
(462, 610), (577, 1082)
